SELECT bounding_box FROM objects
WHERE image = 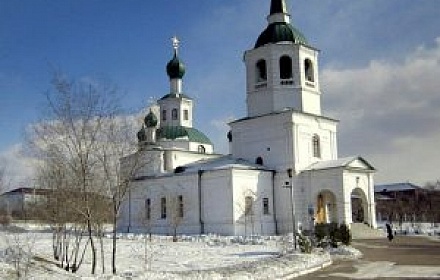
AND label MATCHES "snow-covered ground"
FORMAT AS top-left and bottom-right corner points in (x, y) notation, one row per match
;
(1, 223), (438, 279)
(0, 226), (341, 280)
